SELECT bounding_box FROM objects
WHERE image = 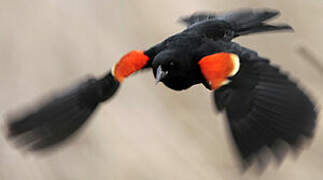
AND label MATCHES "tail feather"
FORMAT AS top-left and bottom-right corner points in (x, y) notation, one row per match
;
(220, 9), (280, 27)
(180, 8), (293, 38)
(236, 23), (293, 37)
(7, 72), (119, 151)
(220, 9), (294, 36)
(180, 9), (281, 27)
